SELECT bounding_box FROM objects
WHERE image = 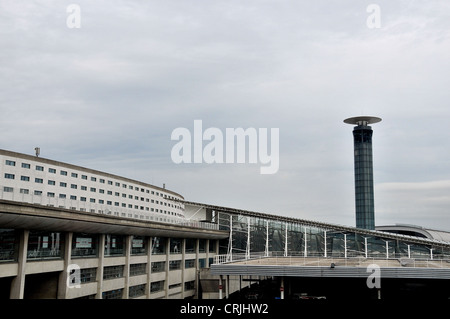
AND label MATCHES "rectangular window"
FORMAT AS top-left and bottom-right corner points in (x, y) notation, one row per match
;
(60, 182), (67, 187)
(129, 284), (146, 298)
(34, 190), (42, 196)
(60, 171), (67, 176)
(81, 175), (87, 180)
(4, 173), (15, 179)
(21, 176), (30, 182)
(47, 192), (55, 197)
(22, 163), (30, 169)
(169, 260), (181, 270)
(71, 184), (77, 189)
(129, 263), (147, 276)
(151, 261), (166, 273)
(59, 194), (66, 199)
(91, 177), (97, 182)
(3, 187), (13, 192)
(103, 266), (125, 280)
(102, 289), (123, 299)
(150, 281), (165, 293)
(70, 195), (77, 200)
(185, 281), (195, 291)
(48, 180), (55, 185)
(49, 168), (56, 174)
(80, 268), (97, 283)
(35, 178), (43, 183)
(36, 166), (44, 171)
(20, 189), (29, 194)
(5, 160), (15, 166)
(71, 172), (78, 178)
